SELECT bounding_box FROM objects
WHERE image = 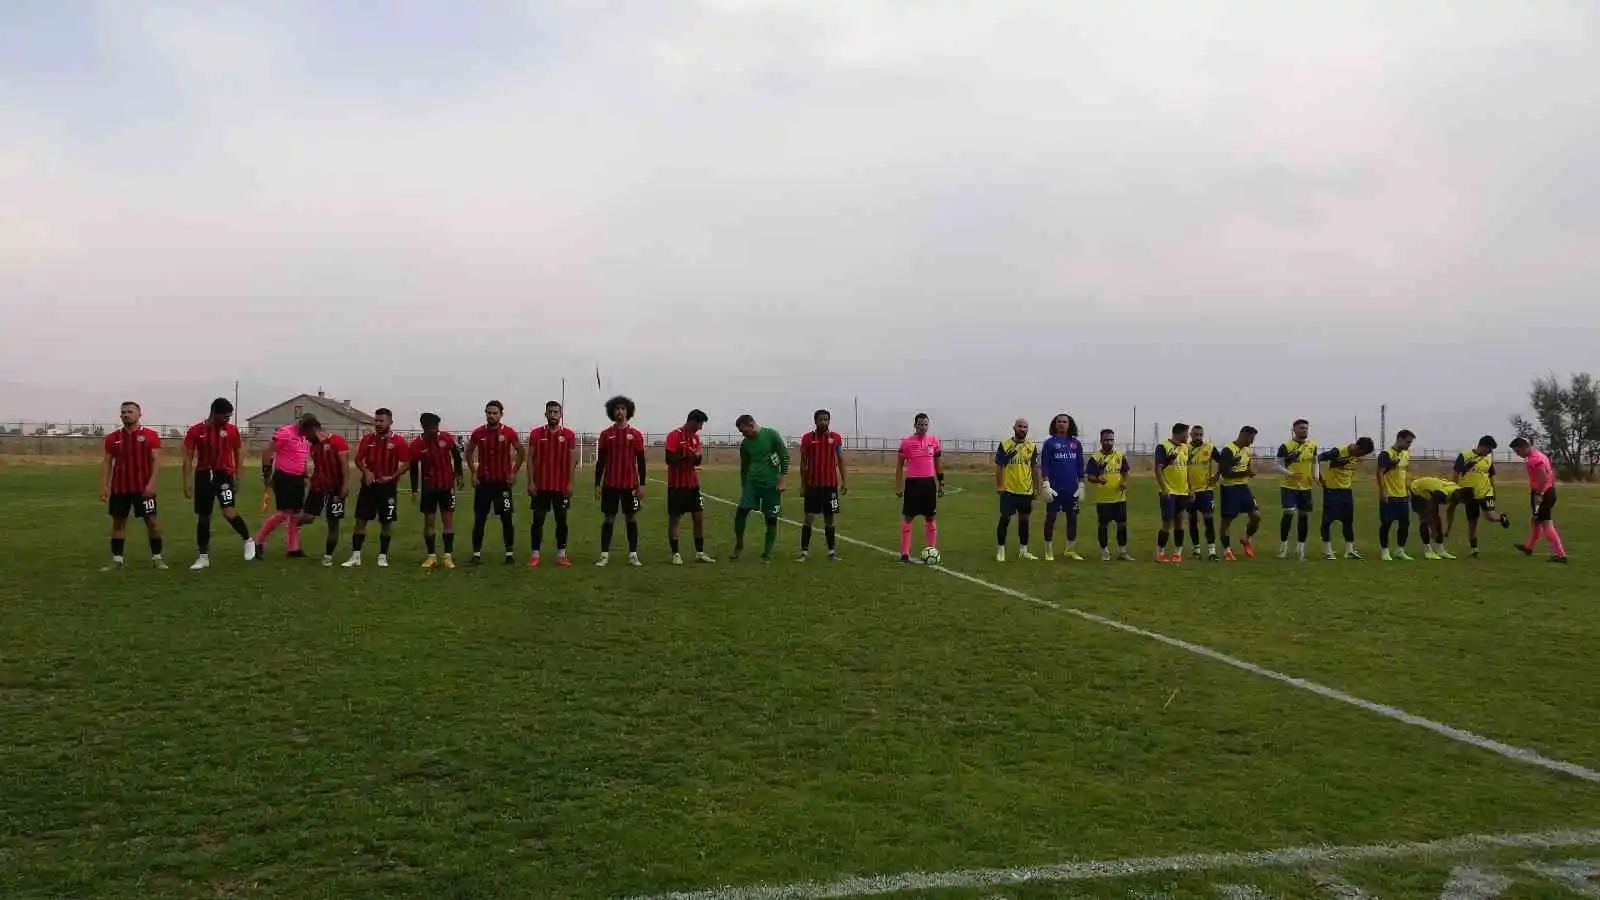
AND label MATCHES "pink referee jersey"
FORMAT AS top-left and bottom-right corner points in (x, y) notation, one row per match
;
(898, 433), (941, 479)
(1525, 448), (1555, 493)
(271, 424), (311, 476)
